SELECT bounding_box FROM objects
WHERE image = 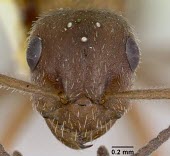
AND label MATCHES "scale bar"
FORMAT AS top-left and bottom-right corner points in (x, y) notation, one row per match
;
(112, 146), (134, 148)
